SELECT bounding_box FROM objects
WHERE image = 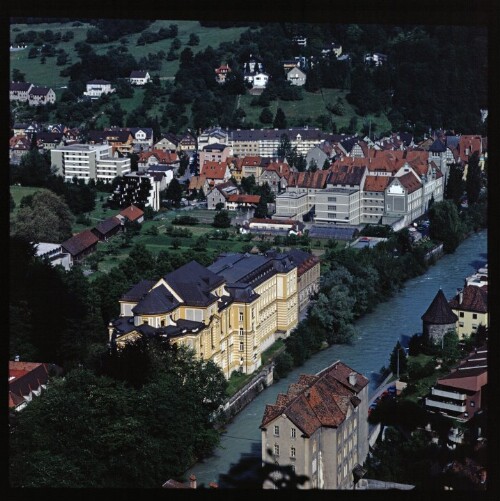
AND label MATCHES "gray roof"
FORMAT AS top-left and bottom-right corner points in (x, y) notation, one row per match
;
(164, 261), (224, 306)
(93, 216), (121, 235)
(132, 284), (179, 315)
(121, 279), (156, 302)
(309, 225), (359, 240)
(208, 253), (272, 284)
(429, 139), (447, 153)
